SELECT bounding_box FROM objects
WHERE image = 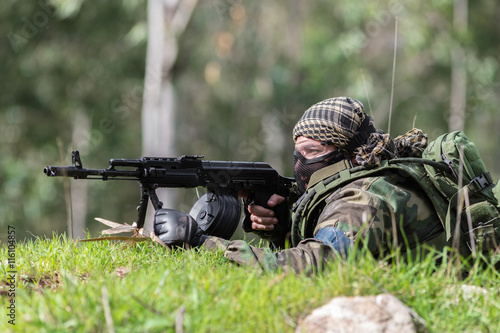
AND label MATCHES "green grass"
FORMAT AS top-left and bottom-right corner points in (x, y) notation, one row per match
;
(1, 234), (499, 332)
